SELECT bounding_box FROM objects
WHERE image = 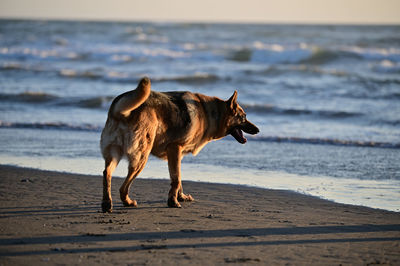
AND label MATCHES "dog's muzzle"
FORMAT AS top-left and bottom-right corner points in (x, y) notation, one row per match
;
(230, 120), (259, 144)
